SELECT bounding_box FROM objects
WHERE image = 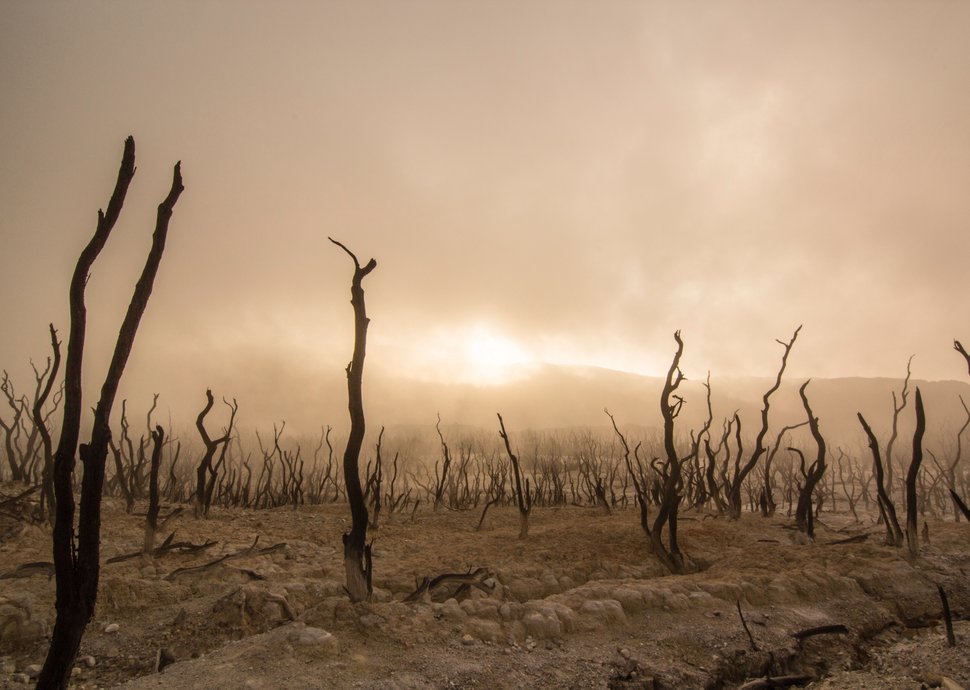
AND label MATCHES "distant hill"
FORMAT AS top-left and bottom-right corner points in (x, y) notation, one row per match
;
(367, 364), (970, 448)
